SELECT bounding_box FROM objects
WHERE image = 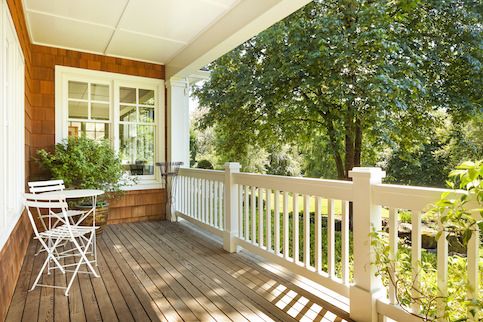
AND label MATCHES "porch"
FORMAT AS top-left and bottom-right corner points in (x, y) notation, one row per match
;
(6, 220), (351, 322)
